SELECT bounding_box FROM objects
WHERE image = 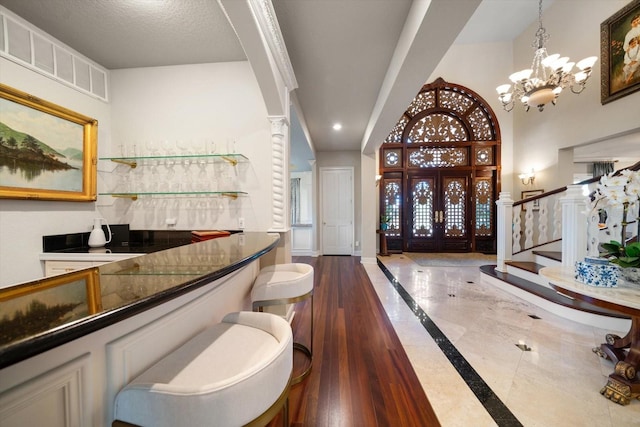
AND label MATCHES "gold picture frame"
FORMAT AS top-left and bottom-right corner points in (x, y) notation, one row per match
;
(0, 83), (98, 201)
(0, 268), (102, 347)
(522, 189), (544, 211)
(600, 0), (640, 104)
